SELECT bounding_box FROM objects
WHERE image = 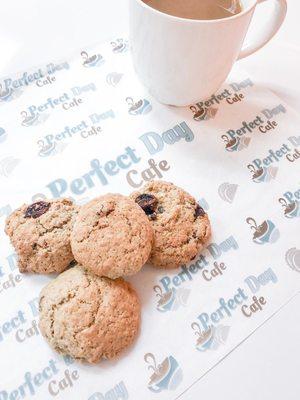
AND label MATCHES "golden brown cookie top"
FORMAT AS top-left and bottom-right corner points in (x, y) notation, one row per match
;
(5, 198), (77, 274)
(39, 266), (140, 363)
(131, 181), (211, 269)
(71, 194), (153, 279)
